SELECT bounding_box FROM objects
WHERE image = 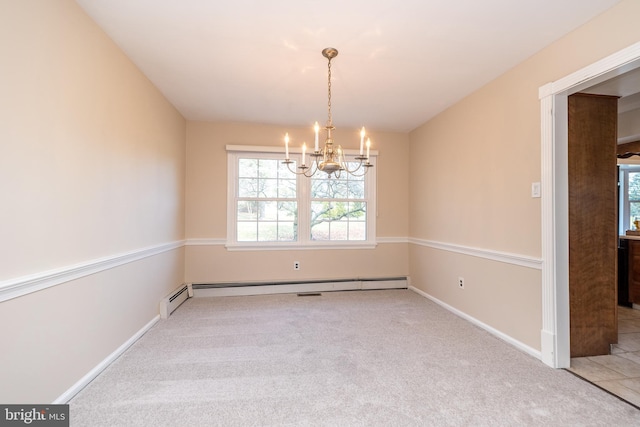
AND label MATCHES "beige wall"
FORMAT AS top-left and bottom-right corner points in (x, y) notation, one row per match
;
(185, 121), (409, 283)
(410, 246), (542, 350)
(0, 248), (184, 403)
(409, 0), (640, 351)
(0, 0), (186, 402)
